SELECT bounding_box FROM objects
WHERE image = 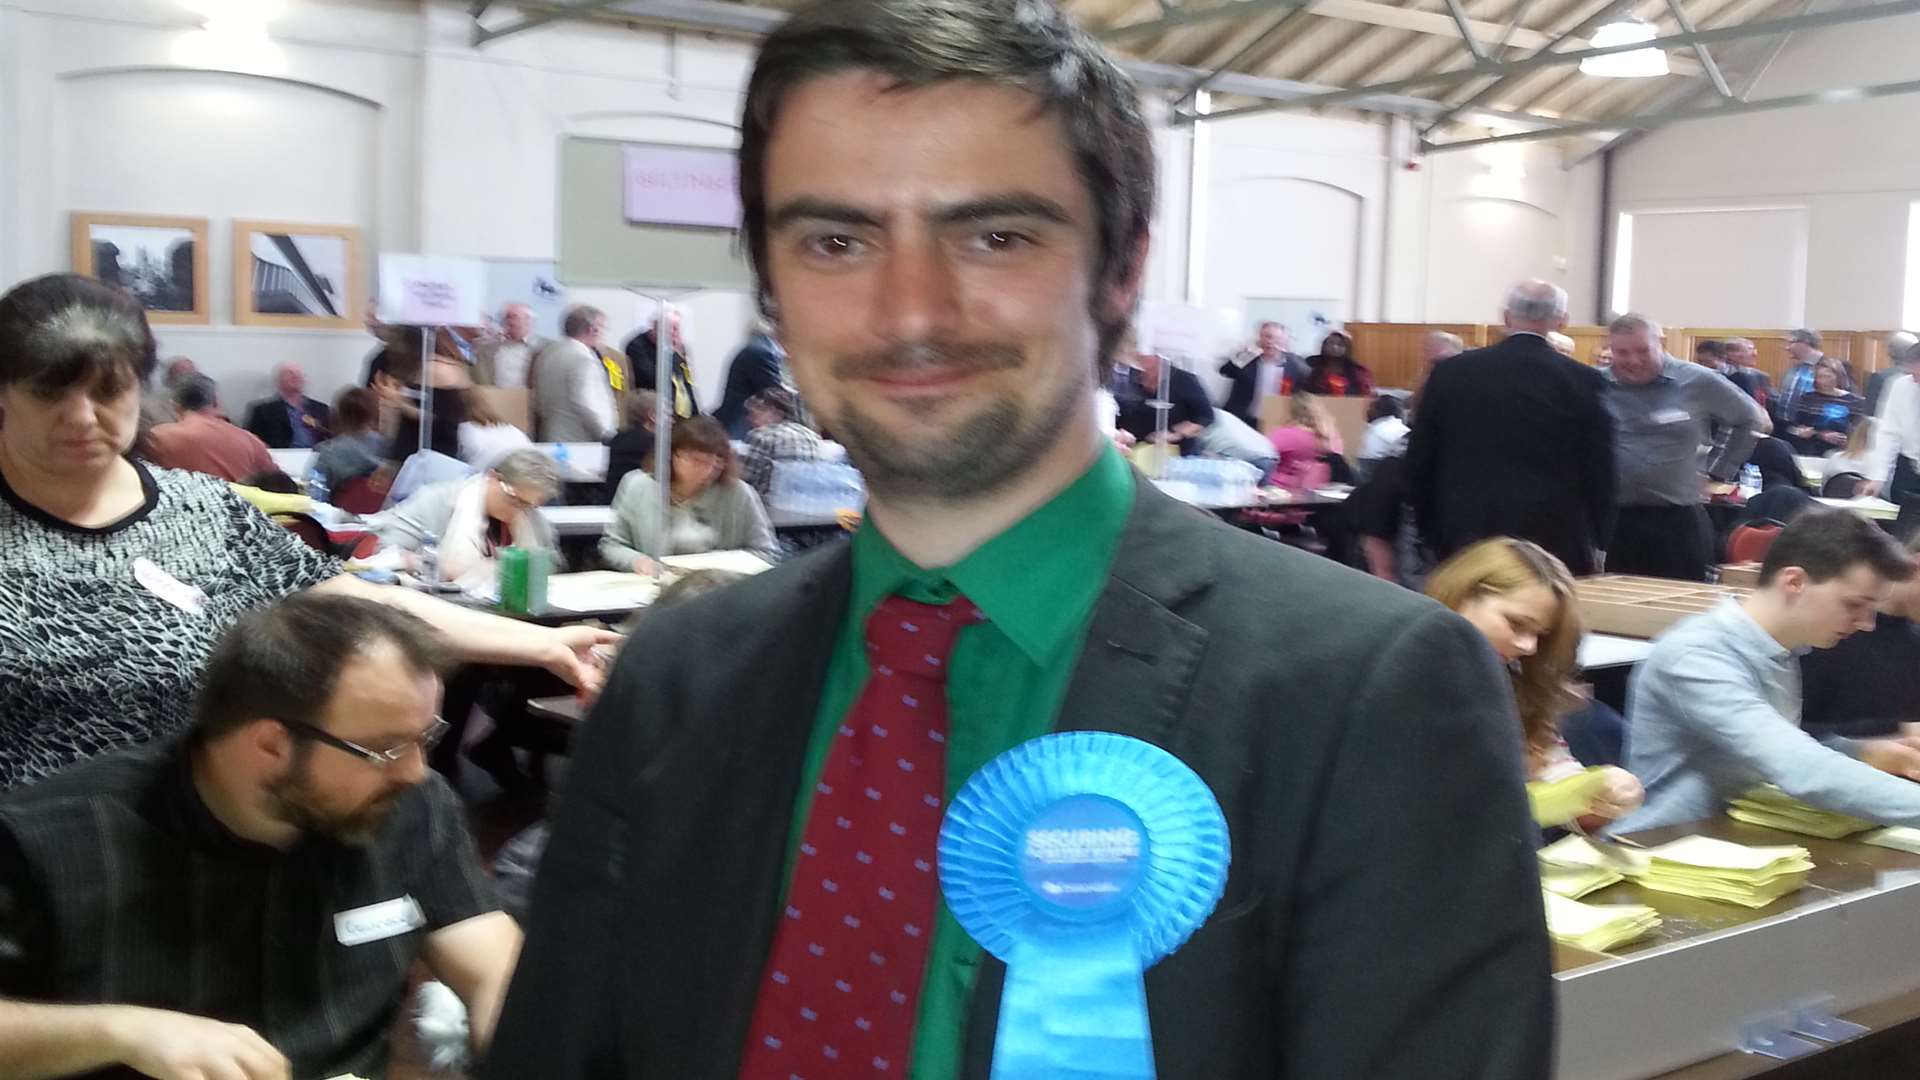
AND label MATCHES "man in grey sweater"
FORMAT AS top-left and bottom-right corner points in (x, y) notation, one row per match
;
(1616, 511), (1920, 834)
(1604, 312), (1772, 581)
